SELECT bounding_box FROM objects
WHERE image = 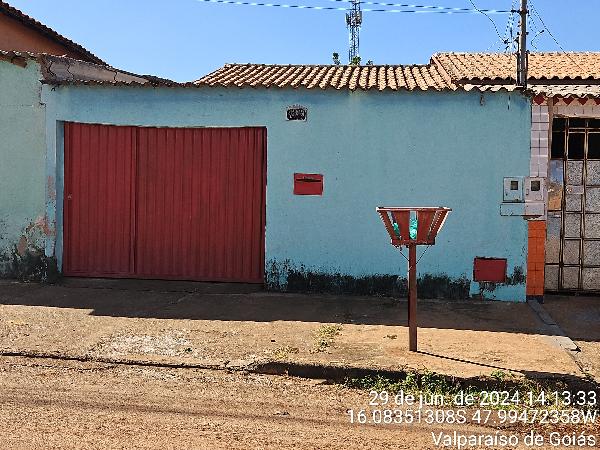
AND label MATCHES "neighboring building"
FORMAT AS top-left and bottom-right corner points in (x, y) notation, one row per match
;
(431, 52), (600, 297)
(0, 52), (532, 301)
(0, 1), (104, 64)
